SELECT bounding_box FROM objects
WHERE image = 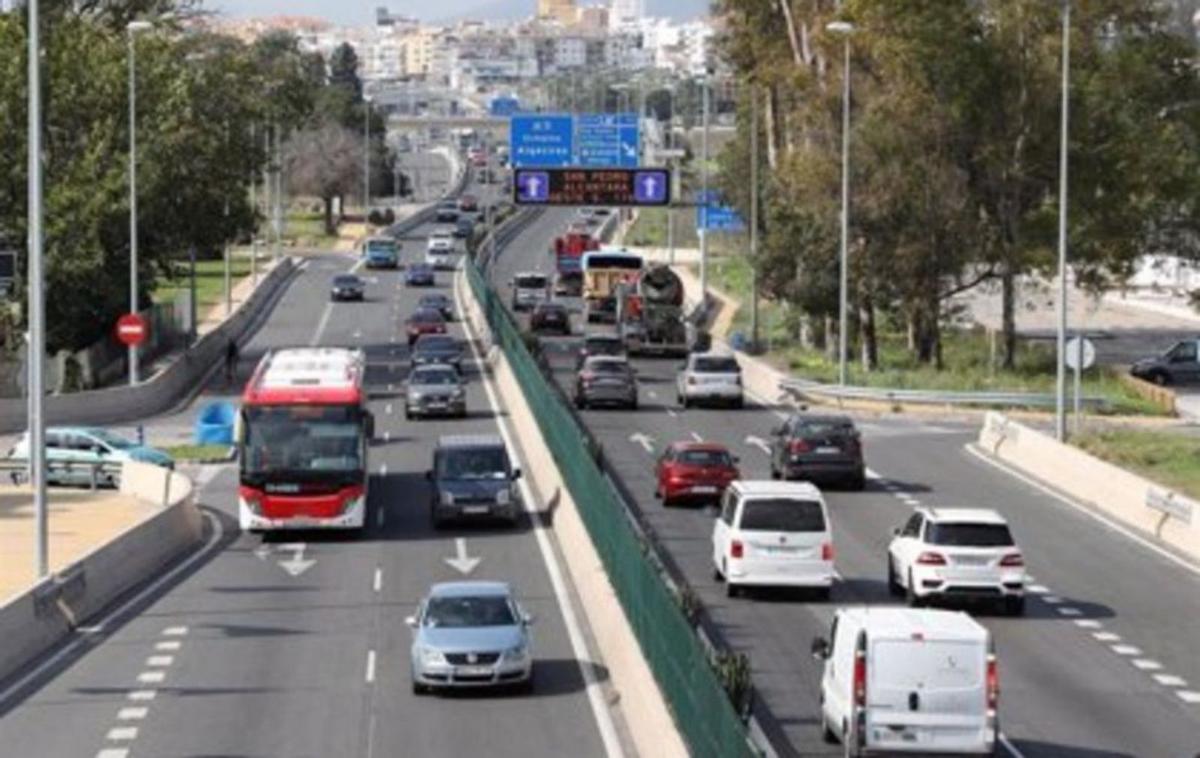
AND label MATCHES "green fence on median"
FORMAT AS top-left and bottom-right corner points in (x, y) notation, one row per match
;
(465, 260), (758, 758)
